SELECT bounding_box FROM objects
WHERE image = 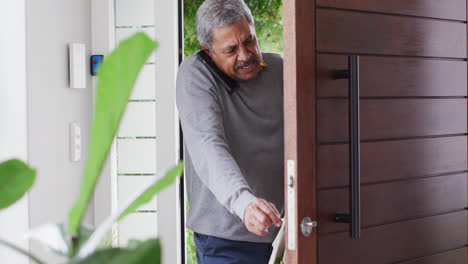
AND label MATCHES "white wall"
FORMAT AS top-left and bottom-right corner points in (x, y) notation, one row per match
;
(0, 1), (181, 263)
(0, 1), (30, 263)
(91, 0), (115, 233)
(25, 0), (94, 261)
